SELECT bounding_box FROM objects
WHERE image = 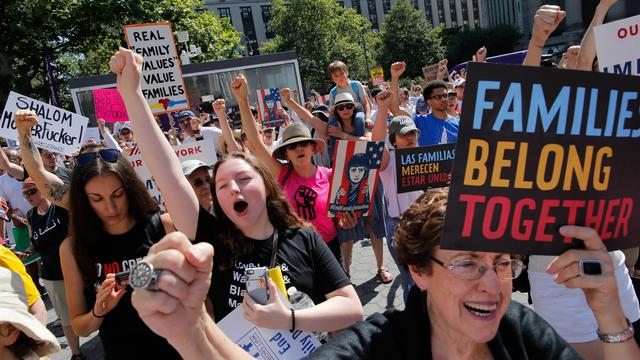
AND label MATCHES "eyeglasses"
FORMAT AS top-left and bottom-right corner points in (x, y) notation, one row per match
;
(22, 188), (38, 197)
(336, 103), (355, 111)
(286, 140), (313, 151)
(41, 151), (58, 159)
(75, 149), (121, 167)
(429, 94), (449, 101)
(192, 176), (211, 188)
(430, 256), (525, 281)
